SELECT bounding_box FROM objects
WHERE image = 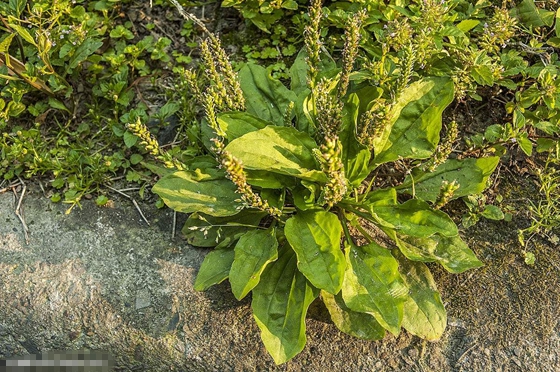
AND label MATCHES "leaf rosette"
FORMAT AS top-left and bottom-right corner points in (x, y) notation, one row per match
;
(151, 5), (499, 364)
